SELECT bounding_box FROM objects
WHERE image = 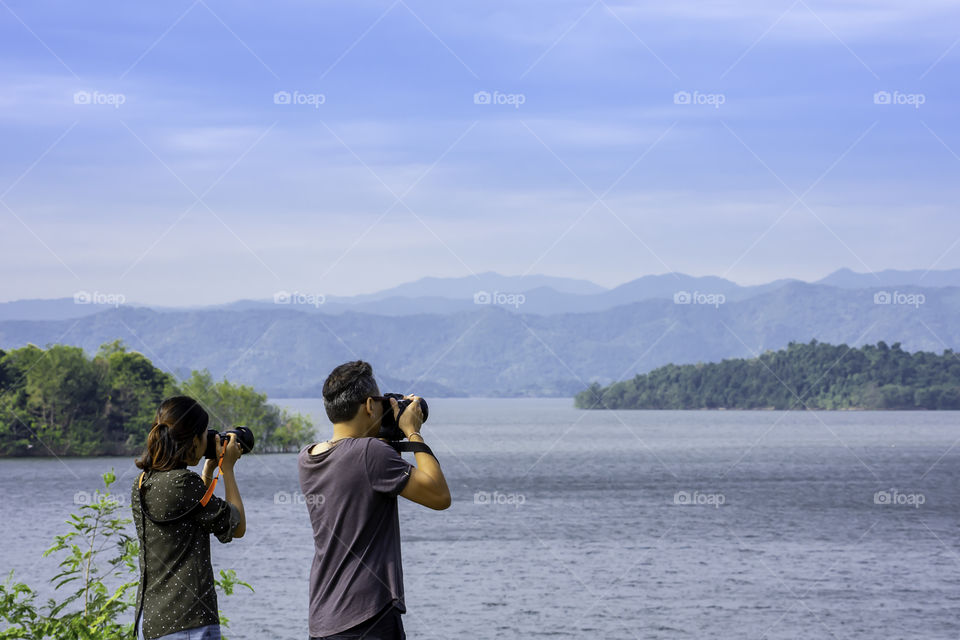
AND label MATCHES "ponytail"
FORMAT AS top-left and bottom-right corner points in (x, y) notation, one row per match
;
(135, 397), (209, 471)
